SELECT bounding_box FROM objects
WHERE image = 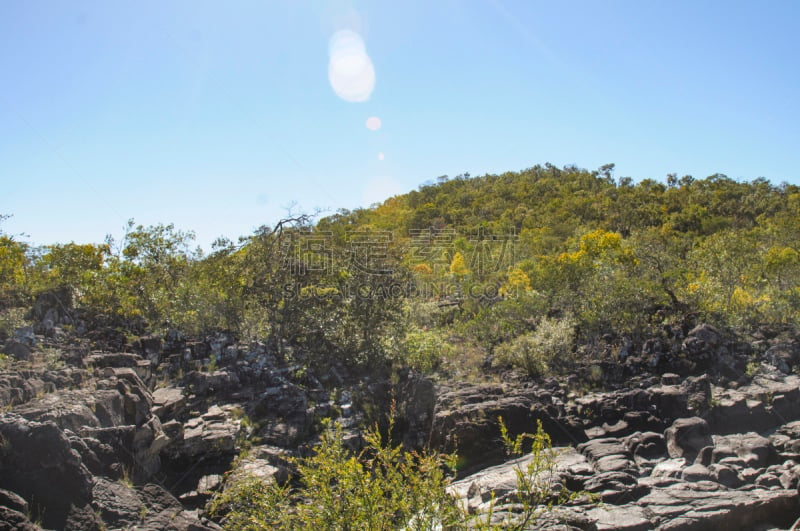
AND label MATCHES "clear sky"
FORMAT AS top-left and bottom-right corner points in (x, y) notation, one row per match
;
(2, 1), (799, 250)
